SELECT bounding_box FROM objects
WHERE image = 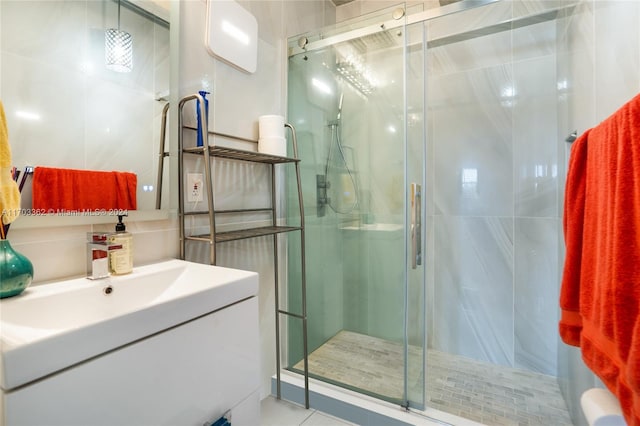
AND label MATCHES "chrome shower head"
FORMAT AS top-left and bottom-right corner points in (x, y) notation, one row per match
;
(337, 93), (344, 120)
